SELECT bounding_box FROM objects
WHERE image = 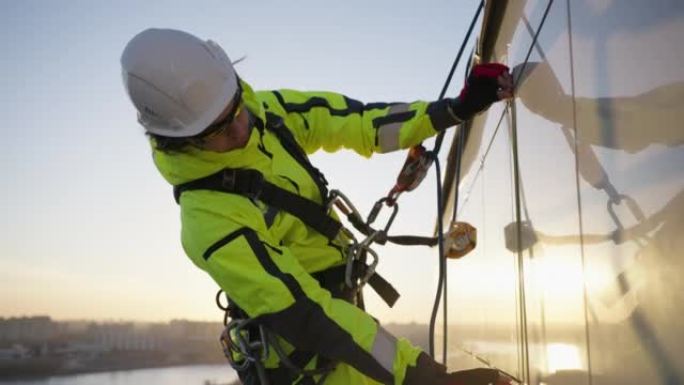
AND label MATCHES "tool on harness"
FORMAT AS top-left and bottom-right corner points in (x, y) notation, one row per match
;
(216, 290), (271, 384)
(220, 317), (269, 372)
(216, 290), (336, 385)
